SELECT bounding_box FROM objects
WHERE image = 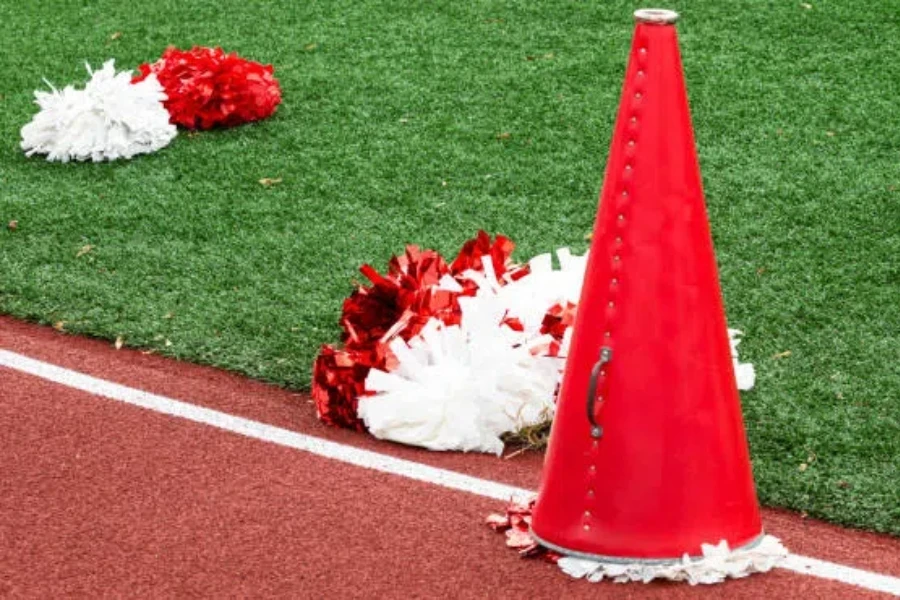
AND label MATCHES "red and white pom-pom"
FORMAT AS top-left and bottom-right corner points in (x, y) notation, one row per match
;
(134, 46), (281, 129)
(311, 232), (756, 450)
(21, 60), (176, 162)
